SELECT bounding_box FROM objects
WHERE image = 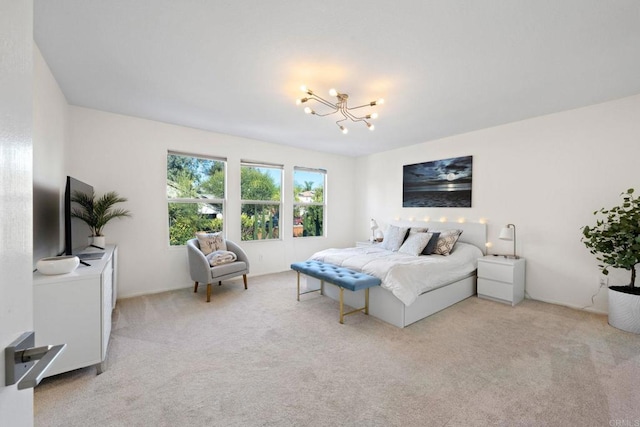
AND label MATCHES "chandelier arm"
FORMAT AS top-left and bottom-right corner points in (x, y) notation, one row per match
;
(313, 109), (339, 117)
(307, 96), (338, 110)
(347, 103), (376, 110)
(343, 110), (367, 122)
